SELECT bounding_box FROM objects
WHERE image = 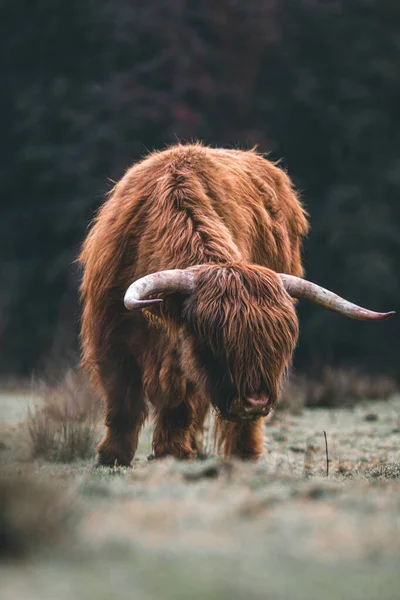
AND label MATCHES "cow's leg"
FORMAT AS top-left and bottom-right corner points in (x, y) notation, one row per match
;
(190, 394), (210, 458)
(218, 418), (264, 460)
(152, 401), (196, 459)
(96, 357), (147, 467)
(151, 380), (211, 460)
